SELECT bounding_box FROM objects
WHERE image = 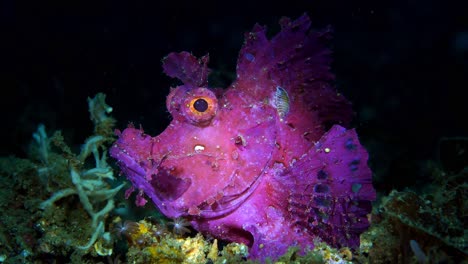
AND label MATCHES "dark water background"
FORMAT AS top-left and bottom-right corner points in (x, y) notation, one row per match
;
(1, 0), (467, 192)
